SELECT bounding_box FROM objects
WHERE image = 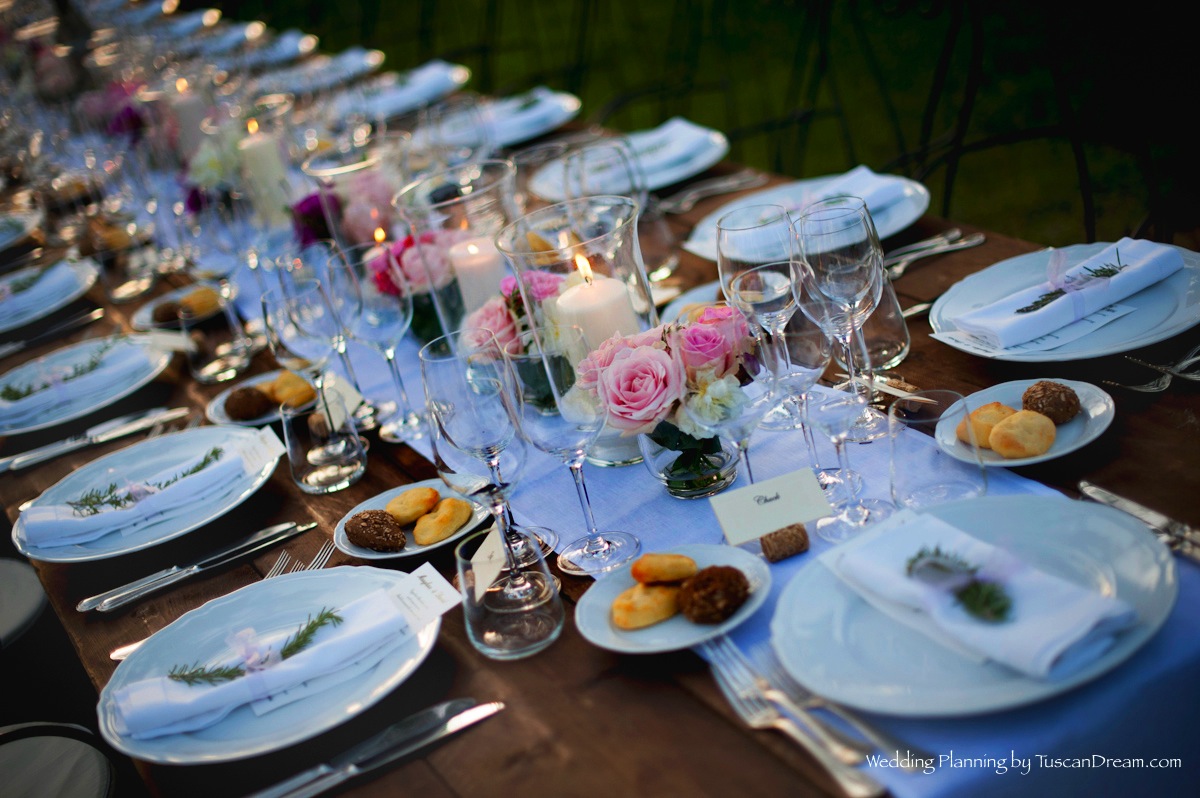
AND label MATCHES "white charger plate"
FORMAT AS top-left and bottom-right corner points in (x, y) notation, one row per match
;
(930, 243), (1200, 362)
(683, 173), (931, 261)
(12, 426), (281, 562)
(334, 479), (490, 560)
(575, 544), (771, 654)
(936, 379), (1115, 467)
(98, 566), (439, 763)
(771, 495), (1176, 717)
(0, 335), (171, 436)
(0, 258), (98, 334)
(529, 120), (731, 201)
